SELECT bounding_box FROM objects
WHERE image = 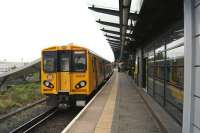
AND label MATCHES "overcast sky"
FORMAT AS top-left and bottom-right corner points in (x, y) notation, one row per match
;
(0, 0), (114, 62)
